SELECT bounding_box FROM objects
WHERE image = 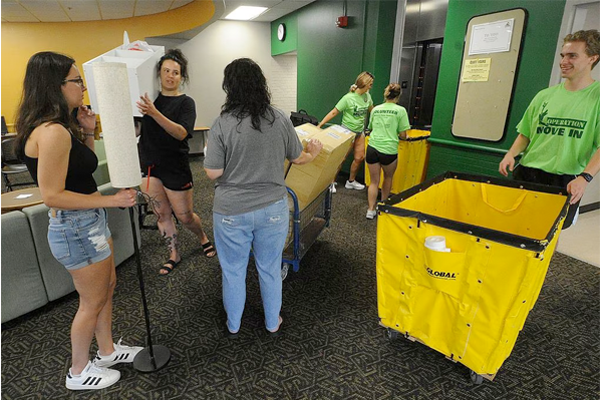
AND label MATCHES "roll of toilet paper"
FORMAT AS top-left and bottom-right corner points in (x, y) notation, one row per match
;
(425, 236), (450, 252)
(92, 62), (142, 189)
